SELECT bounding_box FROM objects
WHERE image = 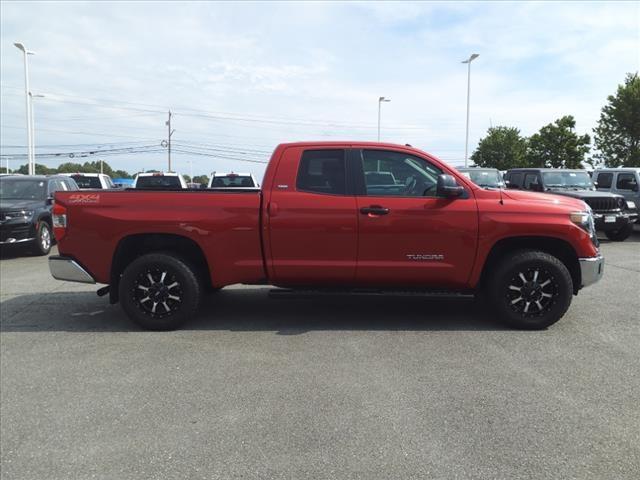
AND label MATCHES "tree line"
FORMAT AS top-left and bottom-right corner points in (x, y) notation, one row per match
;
(472, 73), (638, 170)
